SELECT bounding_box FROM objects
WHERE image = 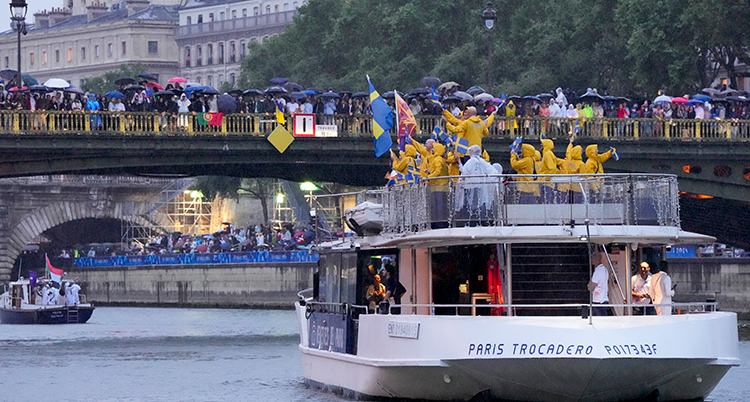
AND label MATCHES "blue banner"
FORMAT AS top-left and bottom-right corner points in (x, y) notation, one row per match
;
(666, 245), (696, 258)
(74, 251), (319, 267)
(308, 312), (353, 354)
